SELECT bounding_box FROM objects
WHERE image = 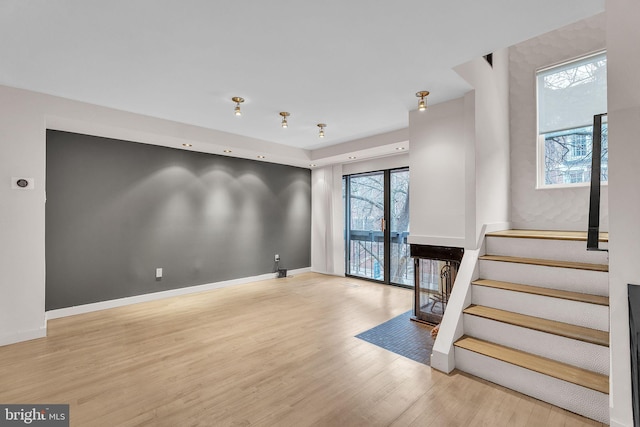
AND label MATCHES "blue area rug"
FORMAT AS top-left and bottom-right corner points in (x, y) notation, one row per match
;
(355, 310), (434, 365)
